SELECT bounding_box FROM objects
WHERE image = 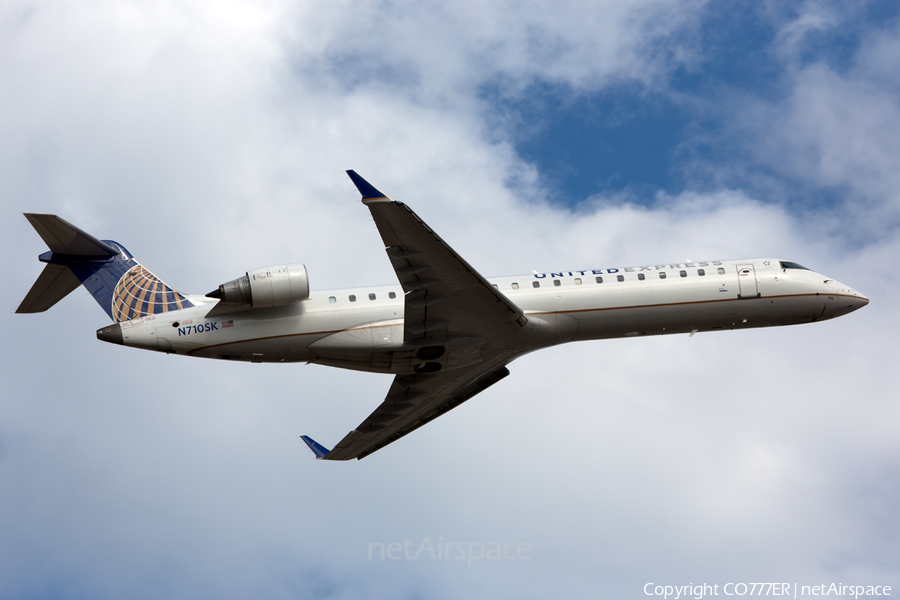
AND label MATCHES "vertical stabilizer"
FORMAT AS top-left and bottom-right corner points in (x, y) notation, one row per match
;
(18, 214), (193, 321)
